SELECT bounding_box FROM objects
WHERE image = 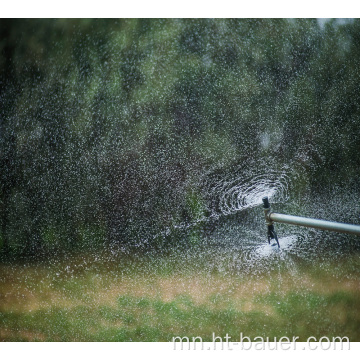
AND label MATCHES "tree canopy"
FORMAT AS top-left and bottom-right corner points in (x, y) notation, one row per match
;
(1, 19), (360, 256)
